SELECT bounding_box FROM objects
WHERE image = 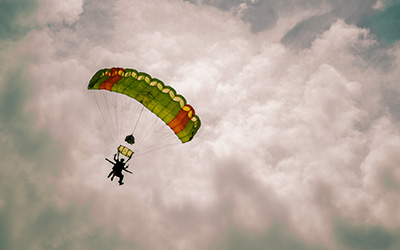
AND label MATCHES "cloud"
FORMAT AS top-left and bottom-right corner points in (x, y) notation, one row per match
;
(334, 220), (400, 250)
(0, 1), (135, 249)
(36, 0), (84, 25)
(187, 0), (400, 49)
(0, 54), (138, 250)
(2, 0), (400, 249)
